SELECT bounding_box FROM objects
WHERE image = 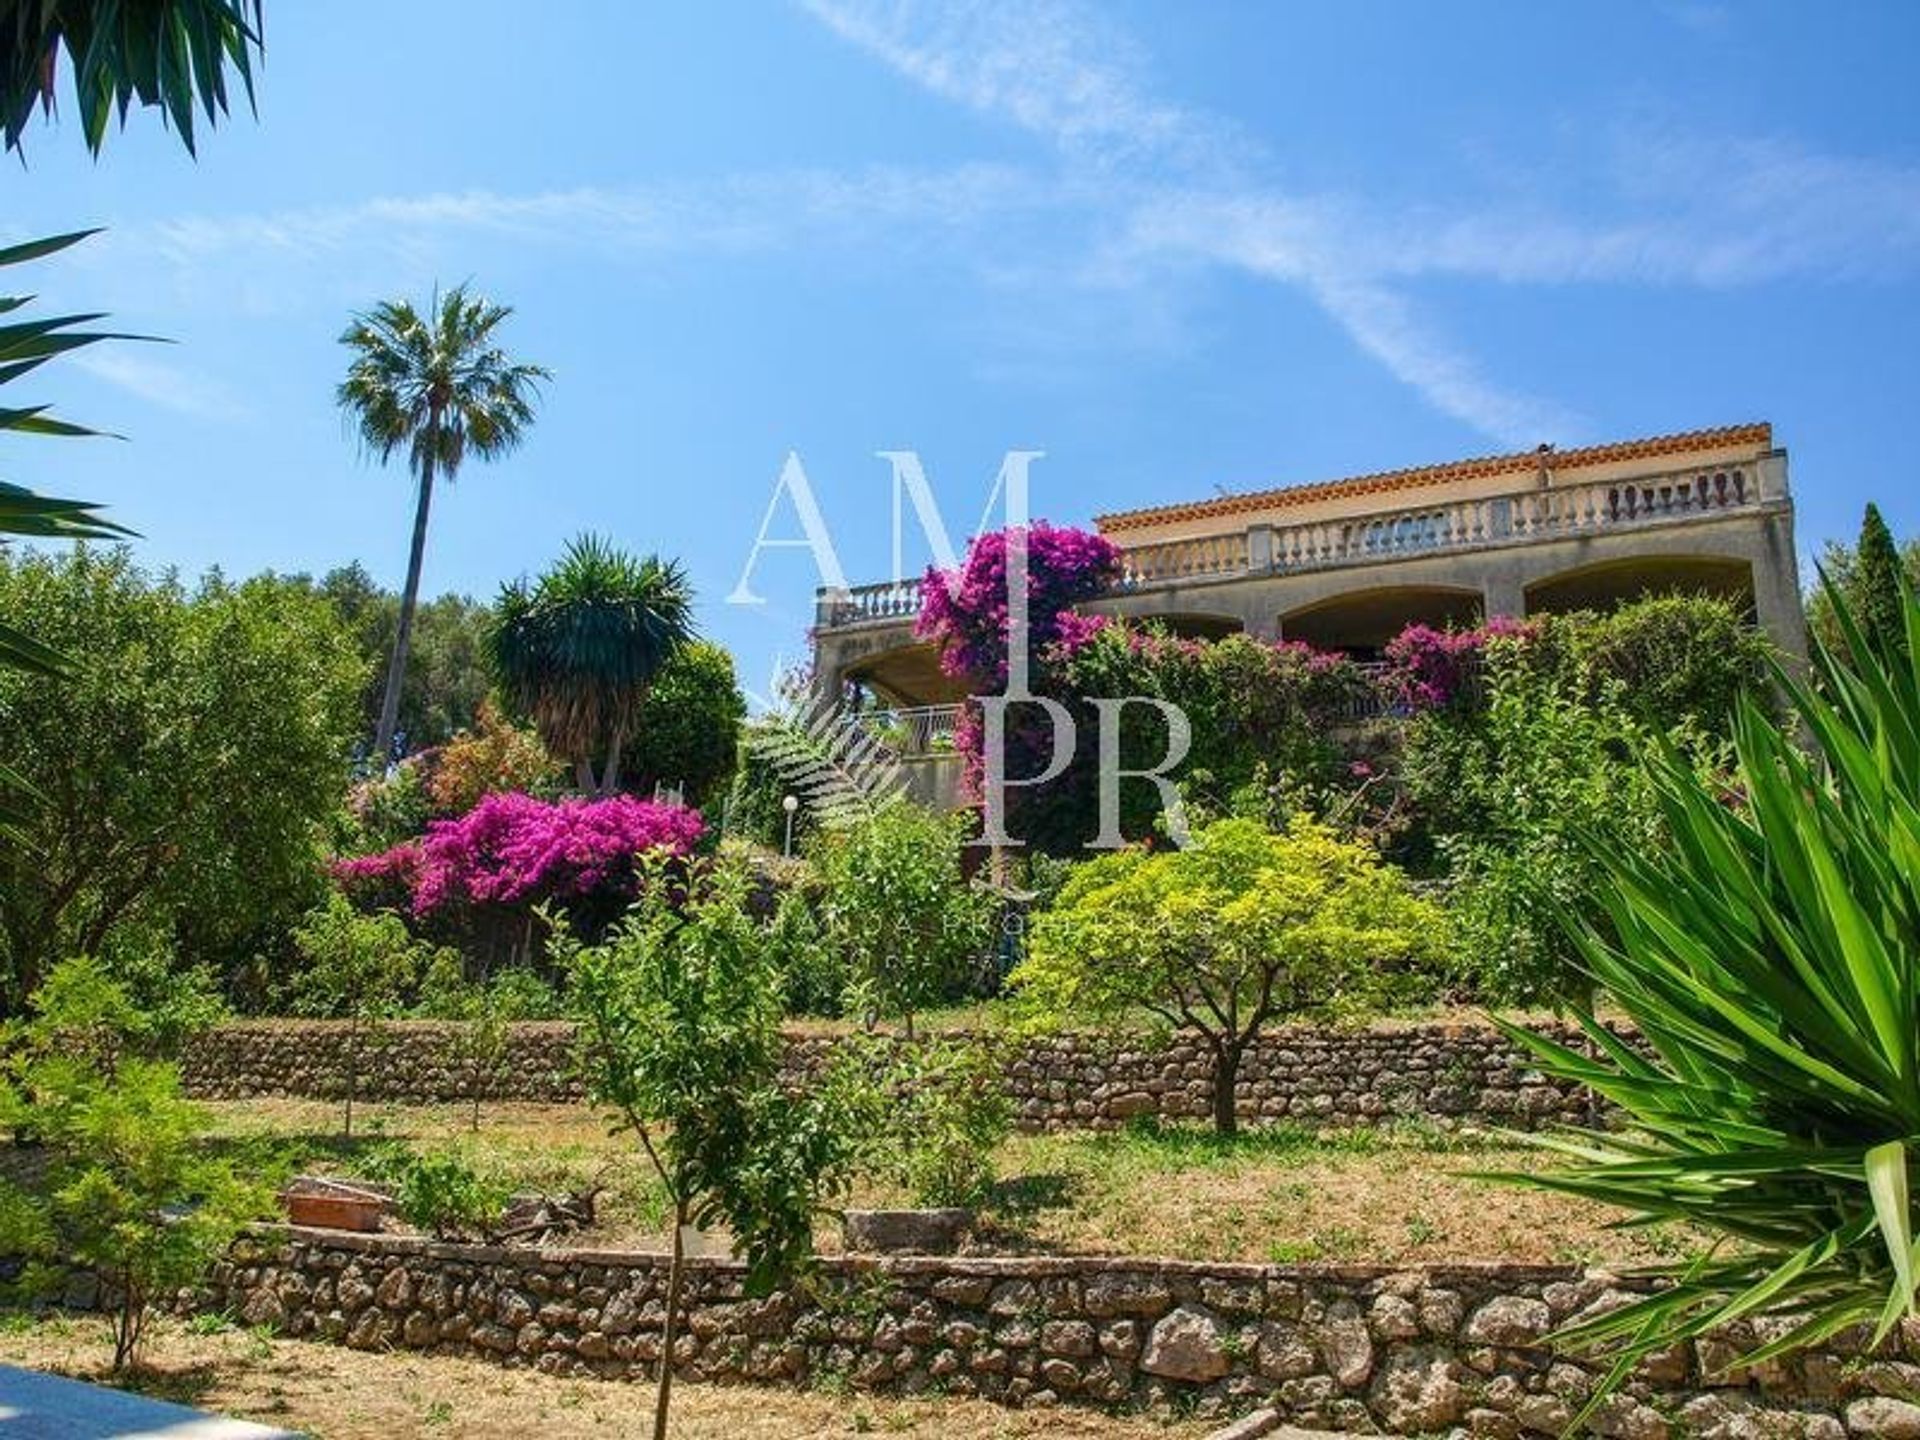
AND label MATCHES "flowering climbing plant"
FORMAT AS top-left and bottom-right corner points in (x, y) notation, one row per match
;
(333, 791), (705, 919)
(914, 524), (1122, 687)
(1383, 617), (1534, 710)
